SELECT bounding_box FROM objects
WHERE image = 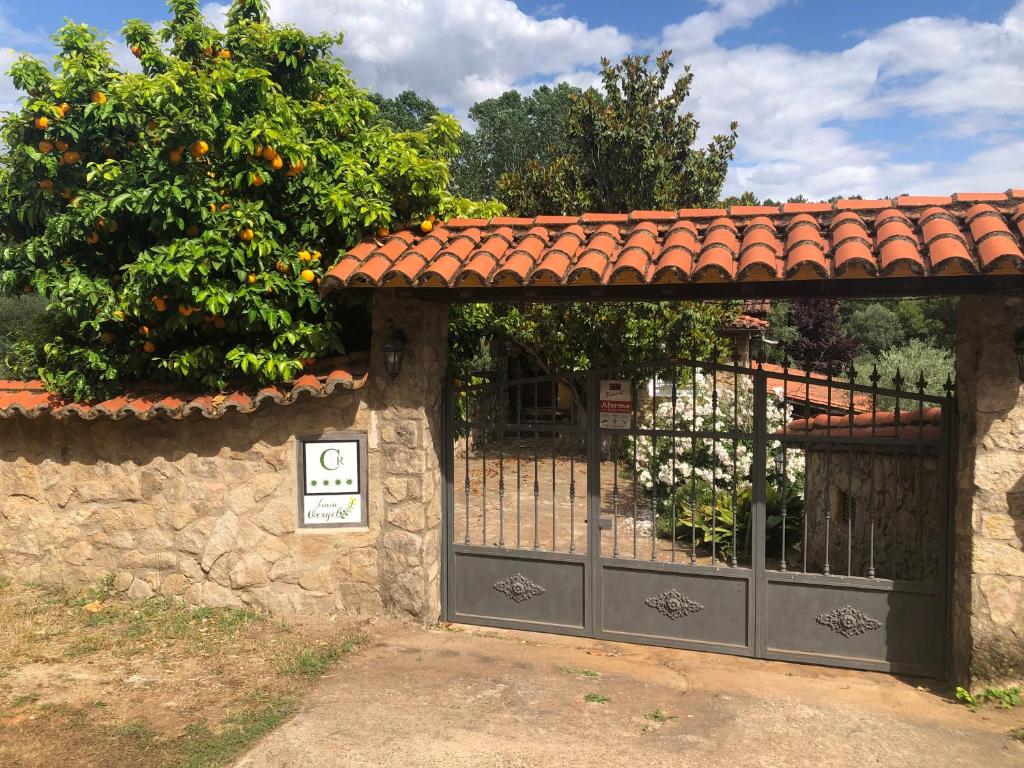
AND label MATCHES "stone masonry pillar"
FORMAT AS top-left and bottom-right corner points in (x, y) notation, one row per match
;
(953, 293), (1024, 685)
(368, 293), (448, 621)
